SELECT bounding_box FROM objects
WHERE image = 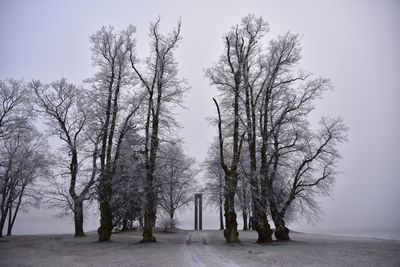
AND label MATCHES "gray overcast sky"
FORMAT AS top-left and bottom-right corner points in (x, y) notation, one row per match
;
(1, 0), (399, 234)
